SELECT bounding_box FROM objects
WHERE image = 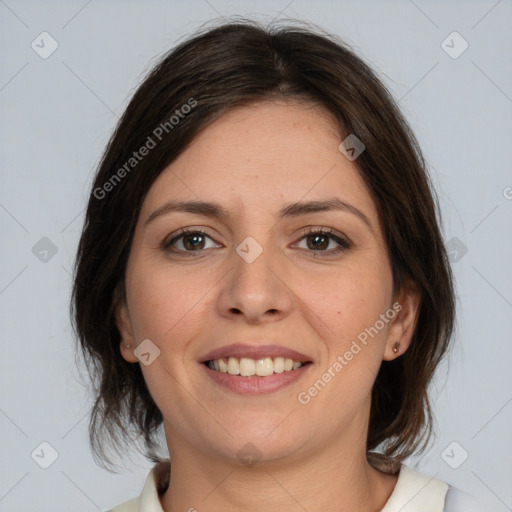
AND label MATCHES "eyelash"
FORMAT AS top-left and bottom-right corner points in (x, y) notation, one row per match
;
(162, 227), (351, 257)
